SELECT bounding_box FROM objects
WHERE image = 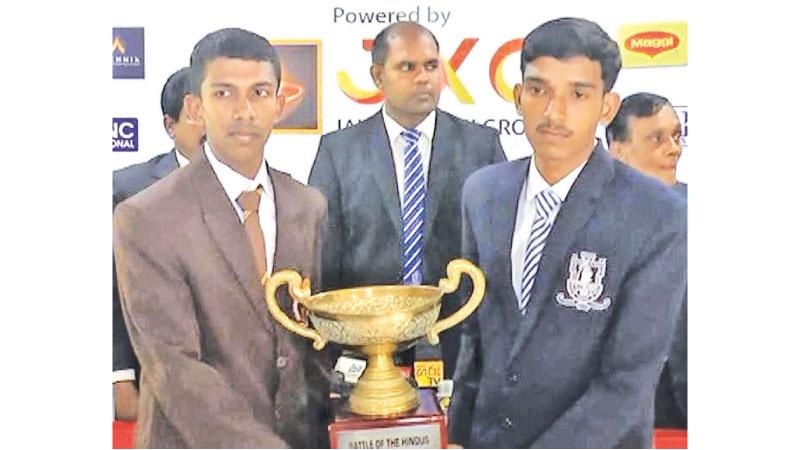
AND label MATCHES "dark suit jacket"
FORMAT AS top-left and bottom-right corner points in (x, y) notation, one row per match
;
(308, 108), (506, 377)
(449, 144), (688, 448)
(113, 150), (179, 380)
(114, 150), (330, 448)
(655, 182), (688, 429)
